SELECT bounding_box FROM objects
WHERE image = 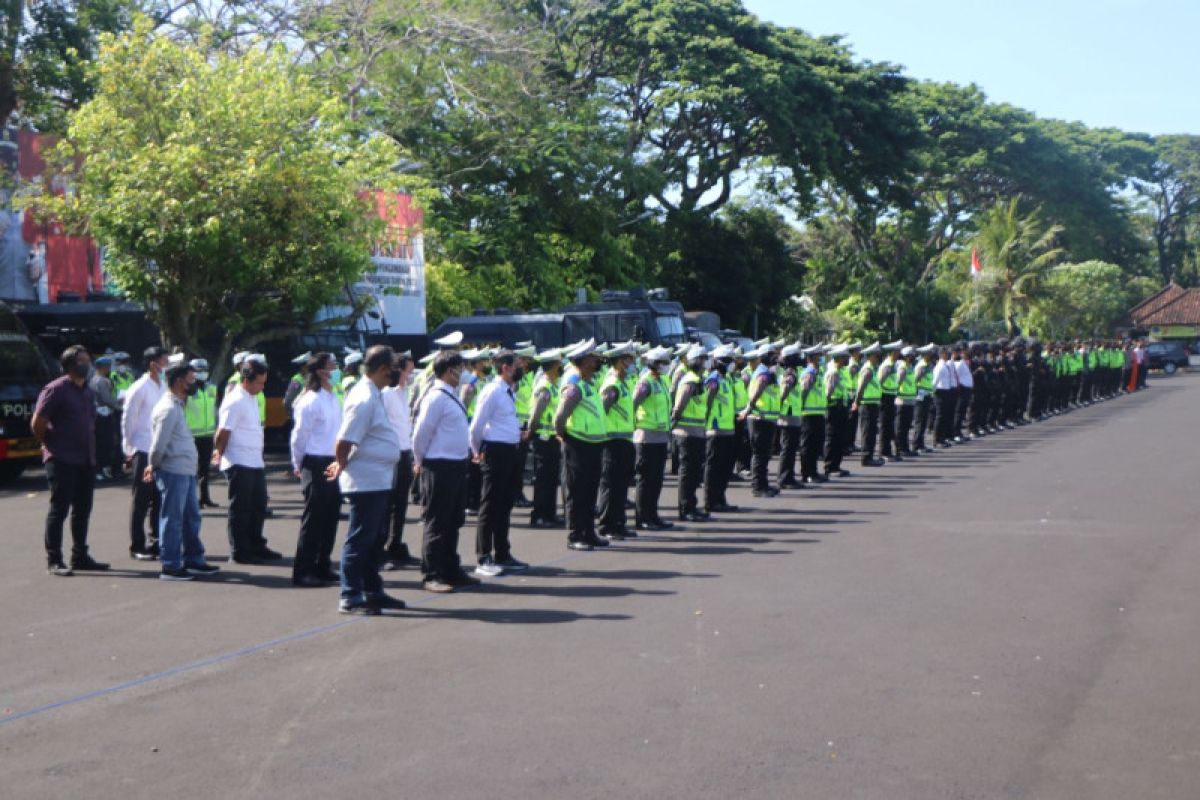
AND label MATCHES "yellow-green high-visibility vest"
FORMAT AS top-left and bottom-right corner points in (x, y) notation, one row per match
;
(635, 375), (670, 433)
(675, 372), (707, 428)
(185, 384), (218, 437)
(800, 368), (827, 416)
(708, 374), (736, 432)
(860, 365), (882, 404)
(563, 374), (606, 443)
(601, 371), (634, 440)
(534, 374), (559, 438)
